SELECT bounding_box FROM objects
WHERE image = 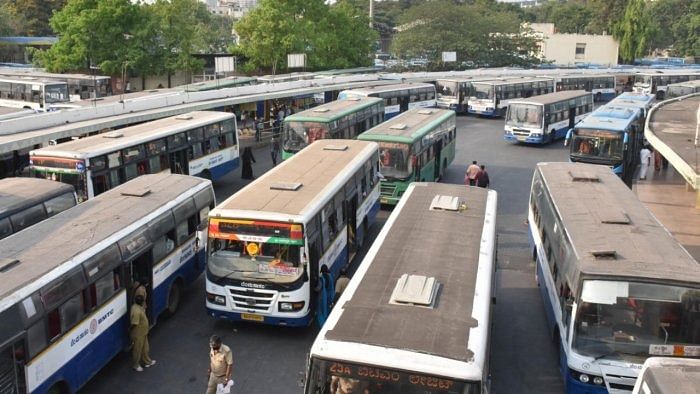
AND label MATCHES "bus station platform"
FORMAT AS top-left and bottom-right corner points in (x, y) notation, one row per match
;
(636, 93), (700, 260)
